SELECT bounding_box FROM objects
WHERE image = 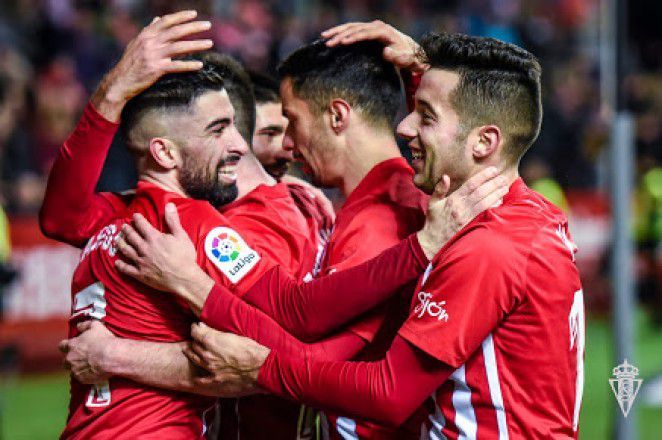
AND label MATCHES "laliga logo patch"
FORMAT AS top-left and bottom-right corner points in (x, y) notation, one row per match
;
(205, 227), (260, 284)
